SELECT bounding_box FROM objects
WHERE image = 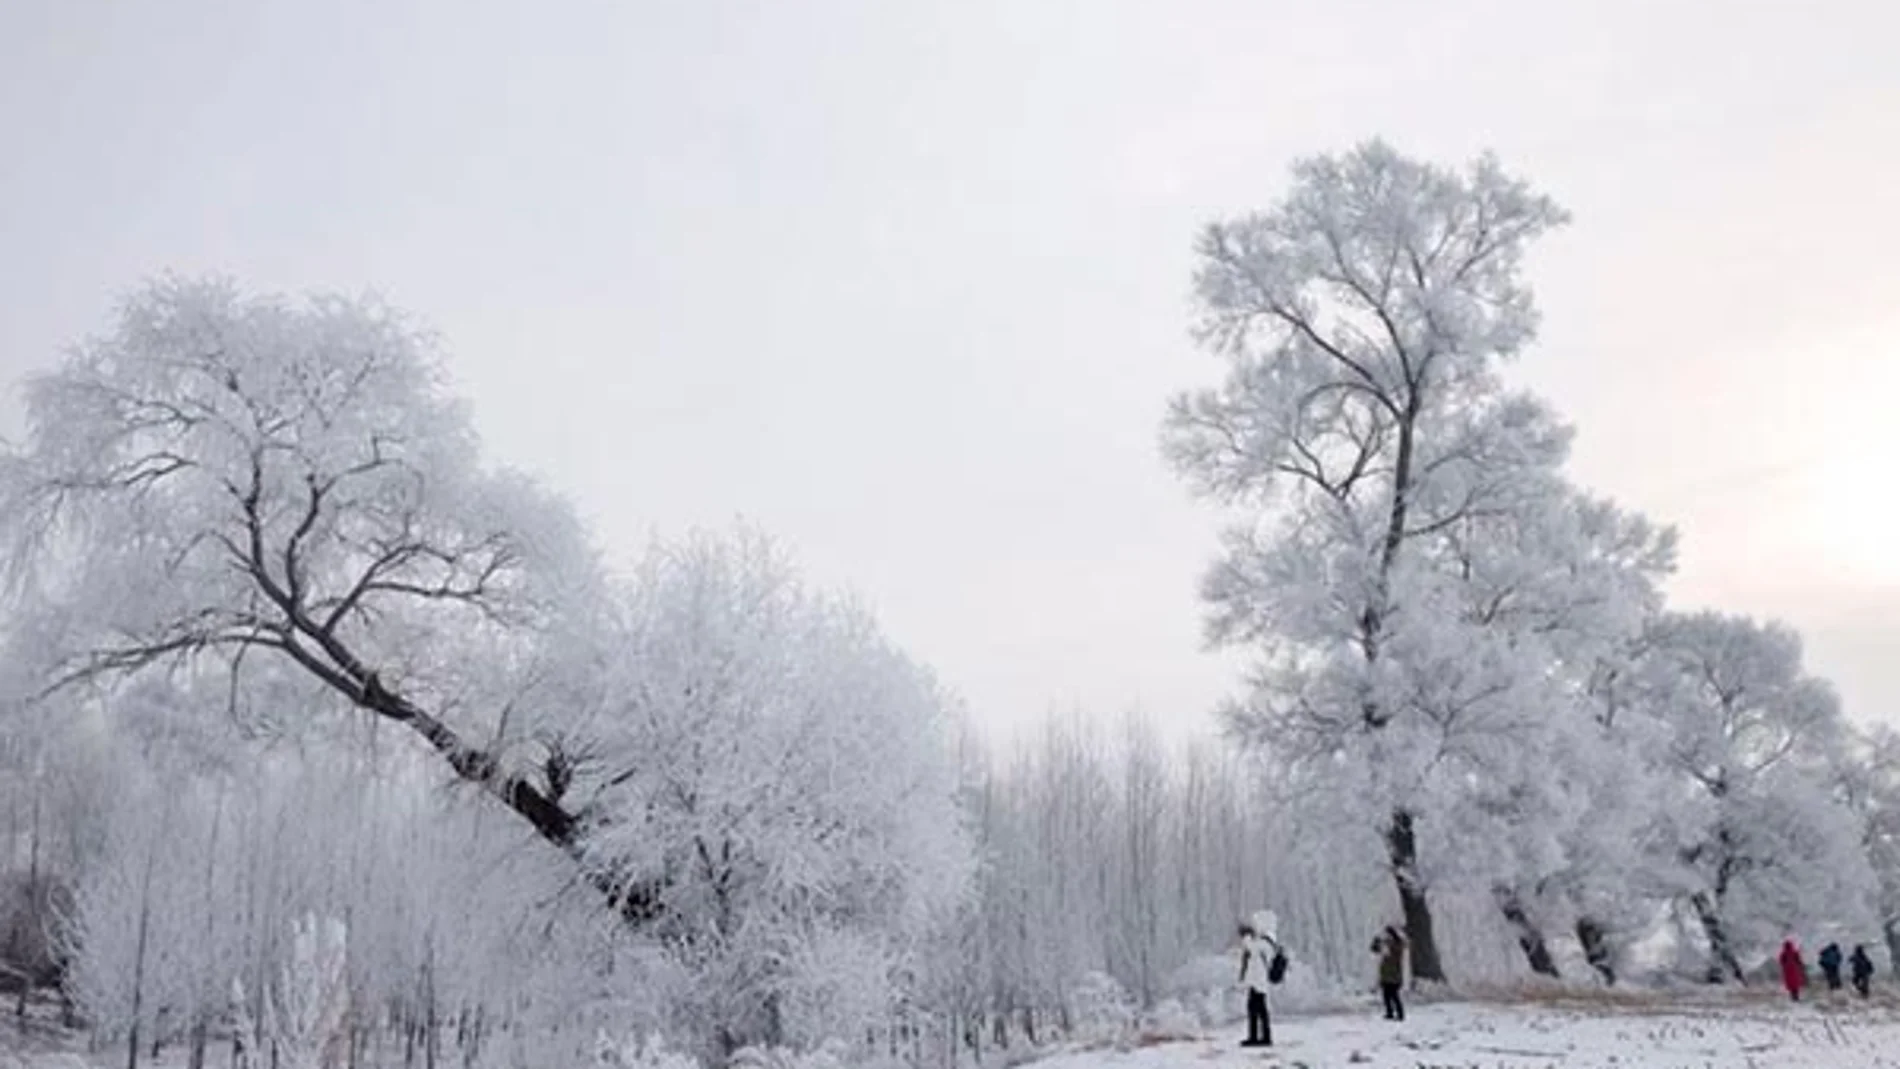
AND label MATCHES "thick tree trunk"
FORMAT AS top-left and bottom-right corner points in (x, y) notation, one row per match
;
(1364, 397), (1447, 986)
(224, 514), (663, 925)
(1690, 893), (1744, 983)
(1386, 810), (1445, 982)
(1576, 917), (1616, 985)
(323, 669), (661, 924)
(1494, 887), (1560, 978)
